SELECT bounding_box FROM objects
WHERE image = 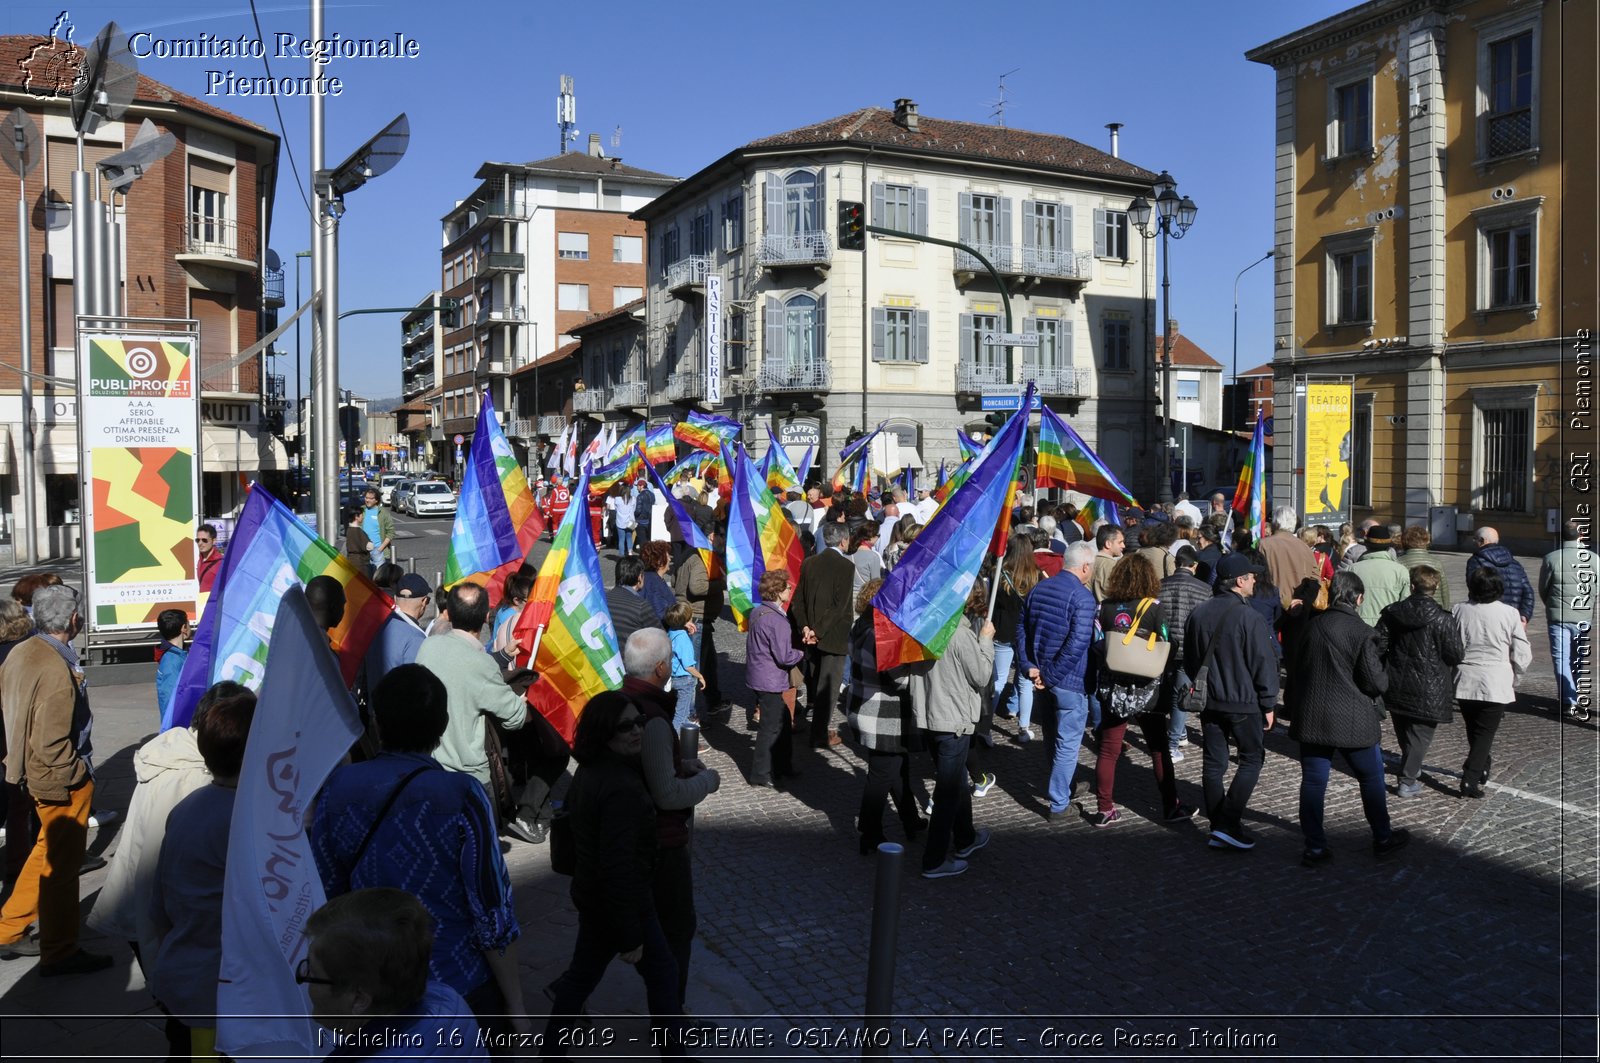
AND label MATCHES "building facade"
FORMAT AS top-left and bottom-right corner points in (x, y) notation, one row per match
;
(1248, 0), (1597, 551)
(627, 100), (1165, 494)
(0, 34), (281, 560)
